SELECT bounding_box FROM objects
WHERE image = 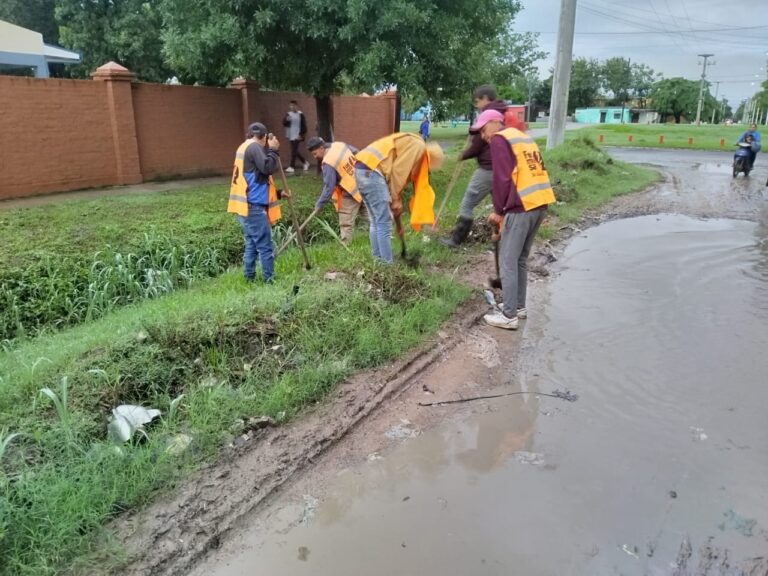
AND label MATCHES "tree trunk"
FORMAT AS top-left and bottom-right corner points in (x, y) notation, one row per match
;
(315, 95), (334, 141)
